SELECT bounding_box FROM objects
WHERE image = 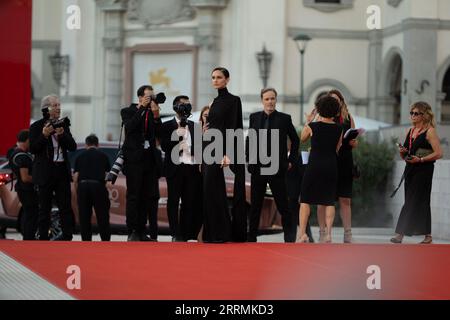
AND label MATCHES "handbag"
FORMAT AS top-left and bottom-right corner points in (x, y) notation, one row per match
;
(415, 148), (433, 158)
